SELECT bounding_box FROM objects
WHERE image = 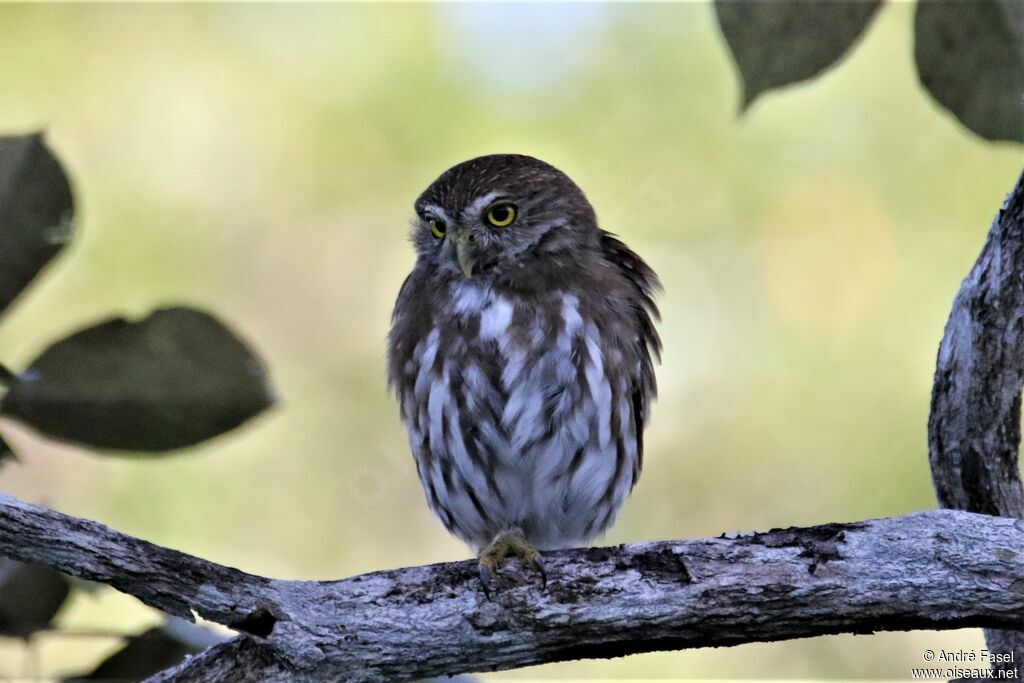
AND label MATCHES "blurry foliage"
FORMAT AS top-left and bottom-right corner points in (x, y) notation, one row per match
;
(65, 618), (225, 682)
(3, 307), (274, 451)
(66, 628), (197, 682)
(0, 433), (14, 469)
(0, 135), (73, 314)
(0, 133), (274, 677)
(716, 0), (883, 111)
(716, 0), (1024, 142)
(915, 0), (1024, 142)
(0, 133), (275, 454)
(0, 2), (1020, 680)
(0, 559), (70, 639)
